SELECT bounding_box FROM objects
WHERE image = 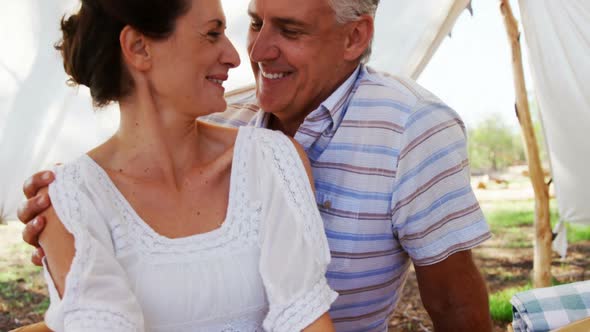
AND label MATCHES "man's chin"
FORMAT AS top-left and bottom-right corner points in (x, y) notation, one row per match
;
(257, 96), (286, 113)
